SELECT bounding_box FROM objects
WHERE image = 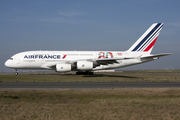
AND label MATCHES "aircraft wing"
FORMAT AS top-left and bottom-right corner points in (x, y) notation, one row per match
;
(42, 56), (137, 69)
(40, 54), (172, 69)
(87, 57), (136, 65)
